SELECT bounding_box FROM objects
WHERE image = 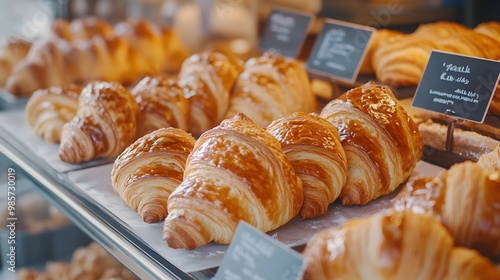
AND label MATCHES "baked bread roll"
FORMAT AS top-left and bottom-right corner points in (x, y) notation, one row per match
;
(225, 52), (316, 127)
(413, 21), (471, 40)
(372, 35), (447, 87)
(25, 84), (83, 143)
(0, 37), (32, 86)
(394, 161), (500, 257)
(266, 112), (347, 219)
(111, 127), (195, 223)
(477, 144), (500, 171)
(359, 29), (404, 75)
(320, 82), (422, 205)
(474, 21), (500, 42)
(59, 82), (139, 164)
(178, 51), (243, 136)
(301, 210), (500, 280)
(131, 75), (190, 138)
(163, 113), (303, 250)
